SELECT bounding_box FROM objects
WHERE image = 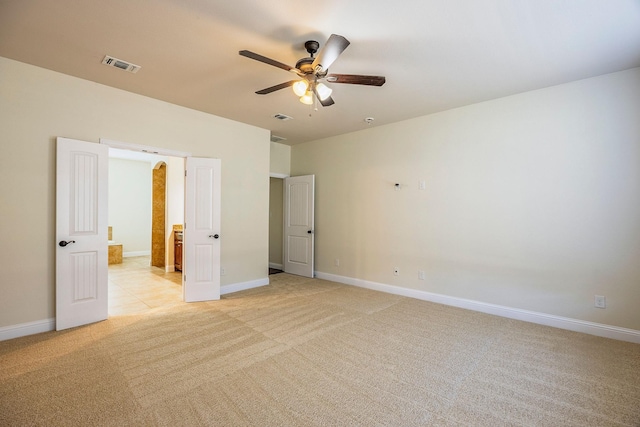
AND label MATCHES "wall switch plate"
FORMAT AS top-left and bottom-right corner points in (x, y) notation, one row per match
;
(594, 295), (606, 309)
(418, 270), (425, 280)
